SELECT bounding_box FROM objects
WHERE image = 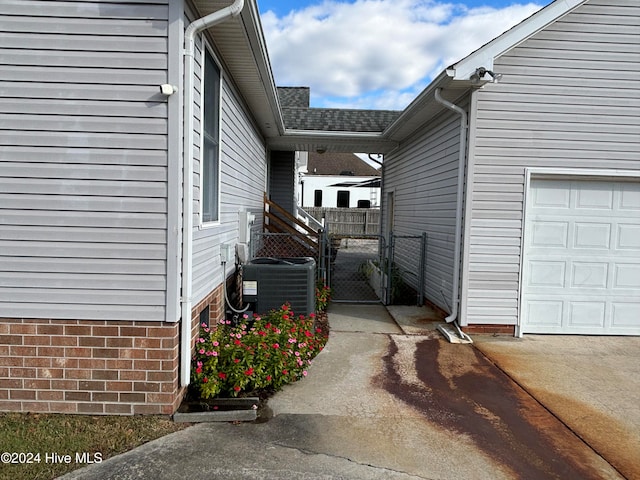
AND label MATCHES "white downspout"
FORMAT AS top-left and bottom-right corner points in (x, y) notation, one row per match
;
(180, 0), (245, 387)
(434, 88), (472, 342)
